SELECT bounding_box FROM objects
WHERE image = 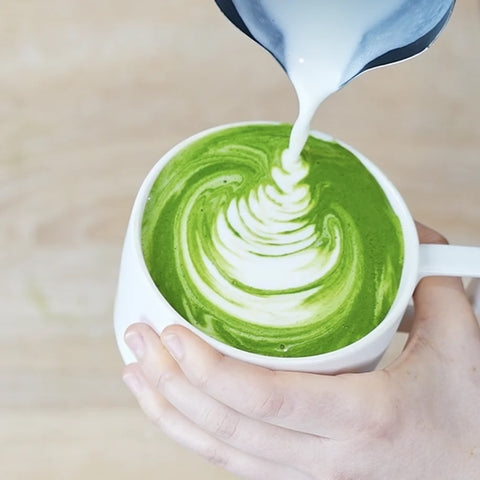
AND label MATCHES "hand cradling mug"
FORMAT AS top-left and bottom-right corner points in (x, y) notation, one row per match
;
(115, 122), (480, 373)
